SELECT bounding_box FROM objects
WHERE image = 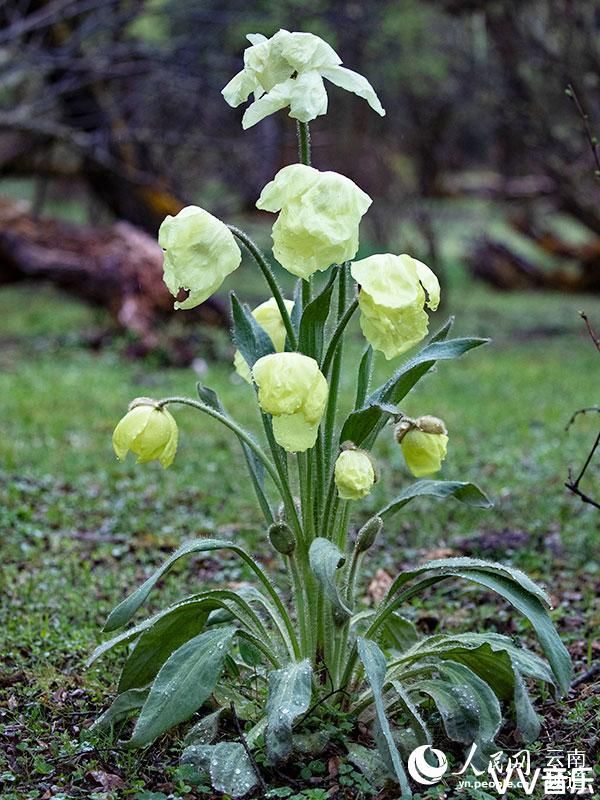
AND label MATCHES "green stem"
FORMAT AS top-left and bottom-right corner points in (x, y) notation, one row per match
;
(297, 121), (311, 166)
(288, 553), (310, 657)
(228, 225), (297, 350)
